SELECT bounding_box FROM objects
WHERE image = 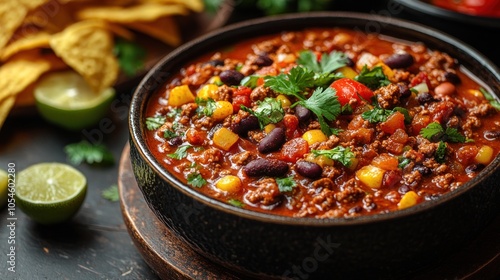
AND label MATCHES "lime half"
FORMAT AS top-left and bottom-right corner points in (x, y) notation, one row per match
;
(16, 162), (87, 225)
(0, 169), (7, 209)
(34, 71), (115, 131)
